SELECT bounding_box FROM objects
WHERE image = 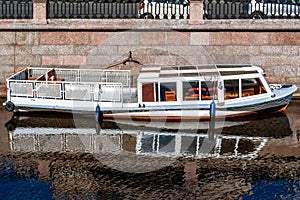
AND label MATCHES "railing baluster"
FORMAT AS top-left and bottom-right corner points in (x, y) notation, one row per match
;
(62, 0), (67, 18)
(124, 1), (128, 18)
(91, 0), (97, 18)
(16, 1), (21, 18)
(0, 1), (2, 18)
(26, 0), (32, 19)
(163, 2), (168, 19)
(205, 0), (212, 19)
(295, 4), (299, 18)
(116, 1), (120, 18)
(170, 2), (175, 19)
(69, 0), (75, 18)
(76, 0), (81, 18)
(178, 2), (184, 19)
(9, 0), (13, 18)
(84, 0), (89, 18)
(215, 0), (221, 19)
(223, 0), (229, 19)
(271, 2), (276, 18)
(1, 0), (6, 19)
(99, 1), (104, 18)
(107, 0), (113, 18)
(230, 0), (237, 19)
(153, 0), (159, 19)
(53, 0), (59, 18)
(186, 1), (189, 19)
